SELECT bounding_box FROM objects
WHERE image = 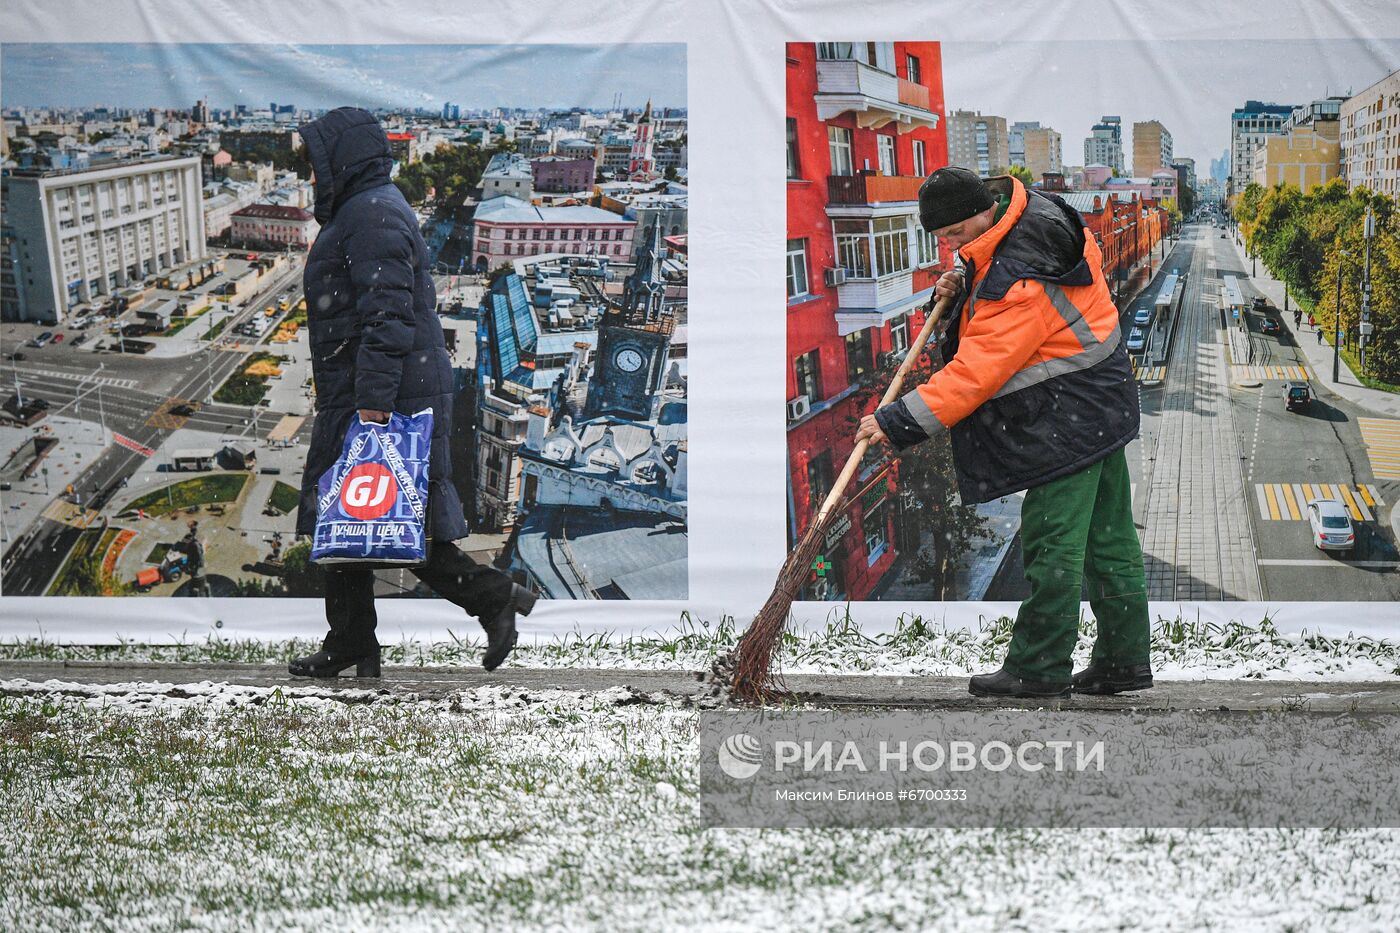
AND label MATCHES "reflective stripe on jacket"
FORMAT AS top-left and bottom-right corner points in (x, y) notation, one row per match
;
(874, 176), (1139, 502)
